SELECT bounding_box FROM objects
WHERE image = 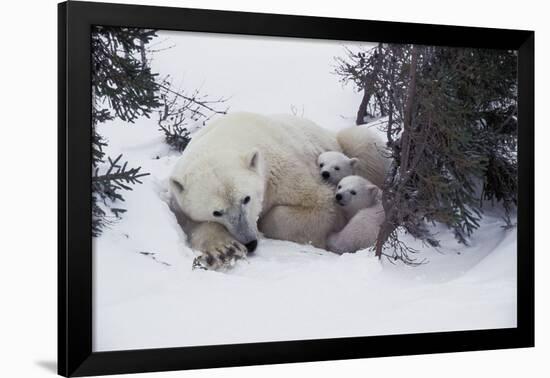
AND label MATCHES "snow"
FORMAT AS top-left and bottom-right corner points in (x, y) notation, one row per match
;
(92, 31), (516, 352)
